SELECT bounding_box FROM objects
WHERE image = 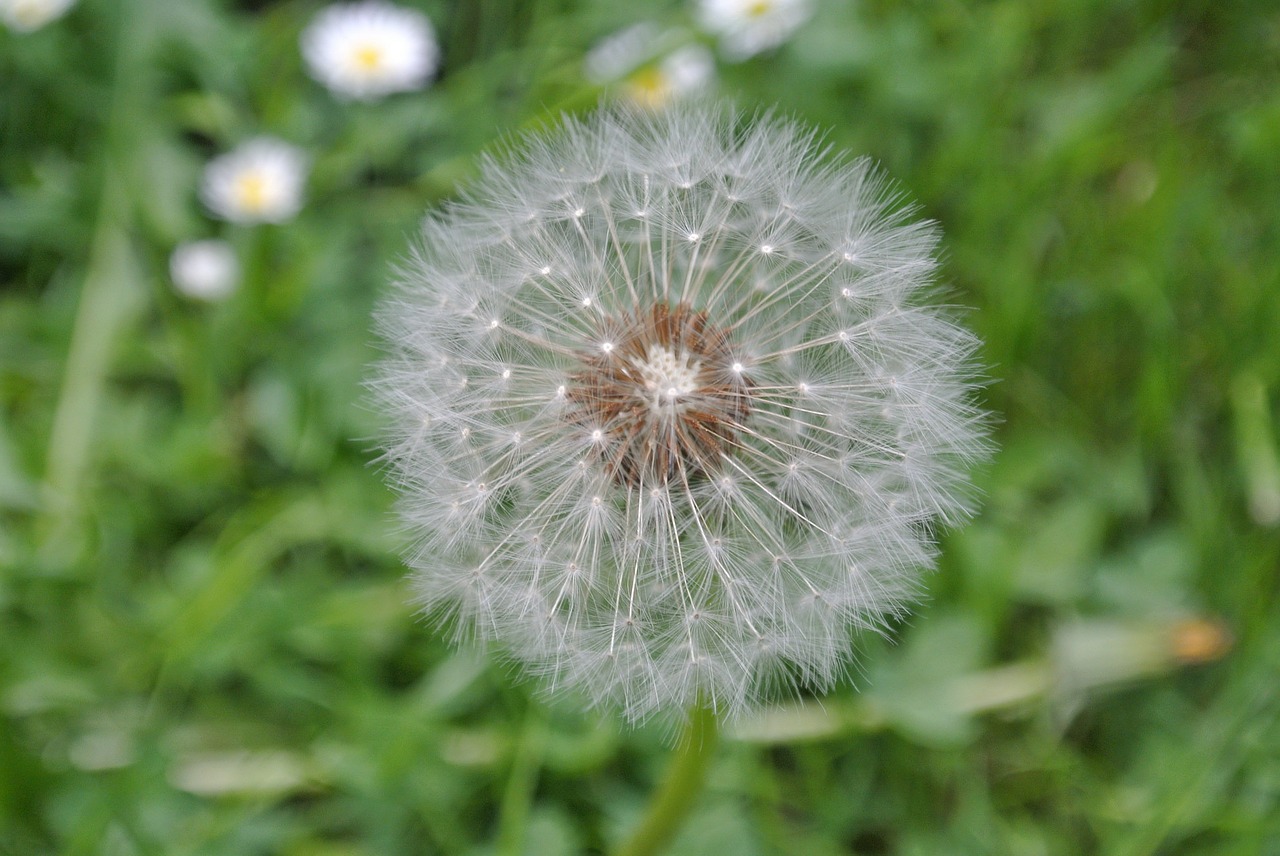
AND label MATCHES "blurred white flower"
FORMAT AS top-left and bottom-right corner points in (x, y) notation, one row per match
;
(170, 240), (239, 302)
(584, 24), (714, 109)
(200, 138), (308, 225)
(696, 0), (813, 60)
(584, 22), (665, 84)
(375, 106), (988, 723)
(0, 0), (76, 31)
(301, 1), (439, 101)
(622, 45), (715, 109)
